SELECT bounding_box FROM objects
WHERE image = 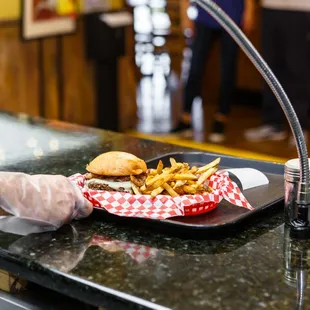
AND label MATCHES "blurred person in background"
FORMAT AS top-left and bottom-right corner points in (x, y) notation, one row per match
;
(245, 0), (310, 145)
(172, 0), (255, 143)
